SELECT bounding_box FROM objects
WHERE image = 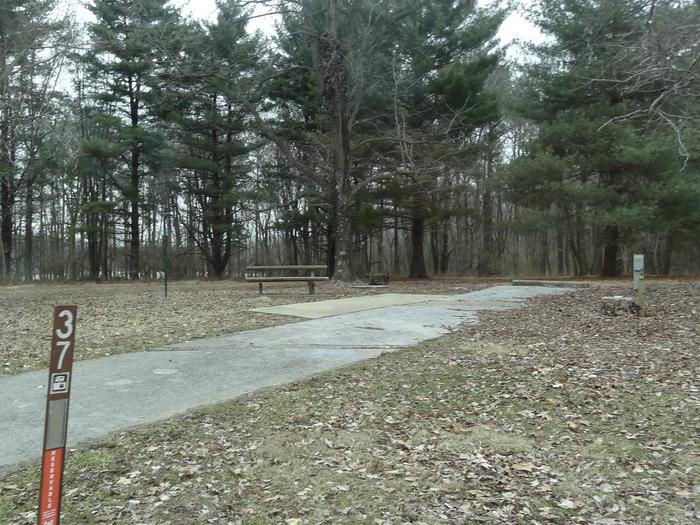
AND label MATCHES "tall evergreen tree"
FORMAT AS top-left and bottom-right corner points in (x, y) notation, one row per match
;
(383, 0), (504, 278)
(509, 0), (686, 276)
(154, 1), (259, 278)
(263, 0), (503, 281)
(84, 0), (181, 278)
